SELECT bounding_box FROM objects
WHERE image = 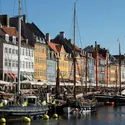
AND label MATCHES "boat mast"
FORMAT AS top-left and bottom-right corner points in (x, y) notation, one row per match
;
(118, 40), (121, 95)
(18, 0), (21, 95)
(73, 2), (76, 99)
(85, 52), (88, 93)
(95, 41), (98, 90)
(56, 55), (60, 99)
